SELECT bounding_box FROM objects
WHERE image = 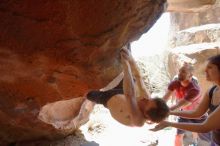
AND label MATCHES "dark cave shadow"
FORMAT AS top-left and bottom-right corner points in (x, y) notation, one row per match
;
(13, 130), (99, 146)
